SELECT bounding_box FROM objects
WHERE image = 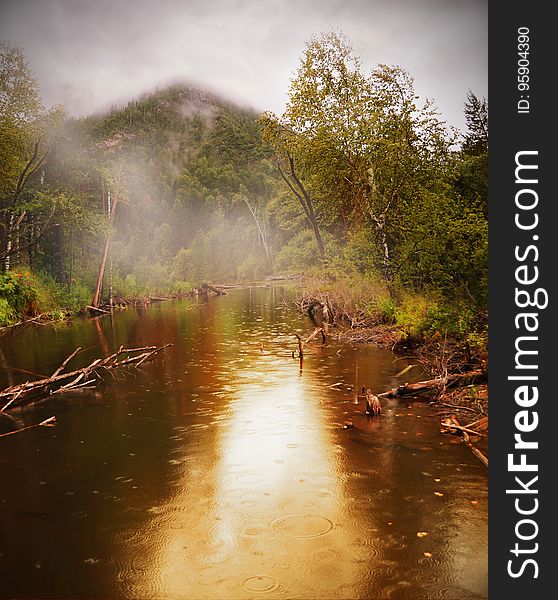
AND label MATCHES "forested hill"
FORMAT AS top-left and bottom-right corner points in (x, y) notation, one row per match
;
(42, 84), (279, 294)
